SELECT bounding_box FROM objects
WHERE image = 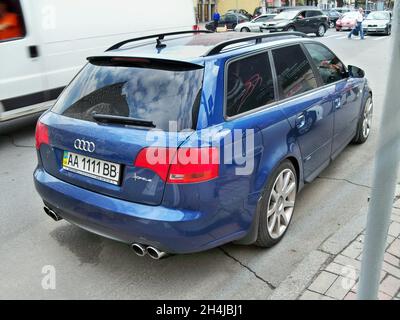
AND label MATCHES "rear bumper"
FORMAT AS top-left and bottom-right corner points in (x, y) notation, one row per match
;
(34, 167), (247, 254)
